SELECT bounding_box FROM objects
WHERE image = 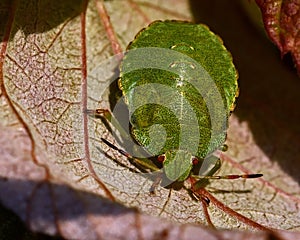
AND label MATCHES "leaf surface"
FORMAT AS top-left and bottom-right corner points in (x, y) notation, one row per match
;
(255, 0), (300, 75)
